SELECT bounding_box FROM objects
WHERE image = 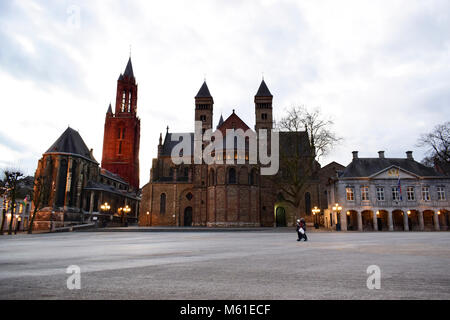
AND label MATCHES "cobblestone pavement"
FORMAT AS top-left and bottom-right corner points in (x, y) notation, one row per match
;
(0, 231), (449, 299)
